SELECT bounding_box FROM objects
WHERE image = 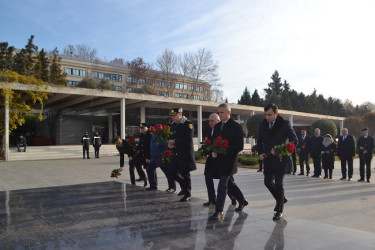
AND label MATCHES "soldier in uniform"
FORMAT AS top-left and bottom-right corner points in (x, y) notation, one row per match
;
(133, 123), (150, 187)
(168, 108), (197, 202)
(92, 131), (102, 158)
(81, 132), (90, 159)
(357, 127), (374, 182)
